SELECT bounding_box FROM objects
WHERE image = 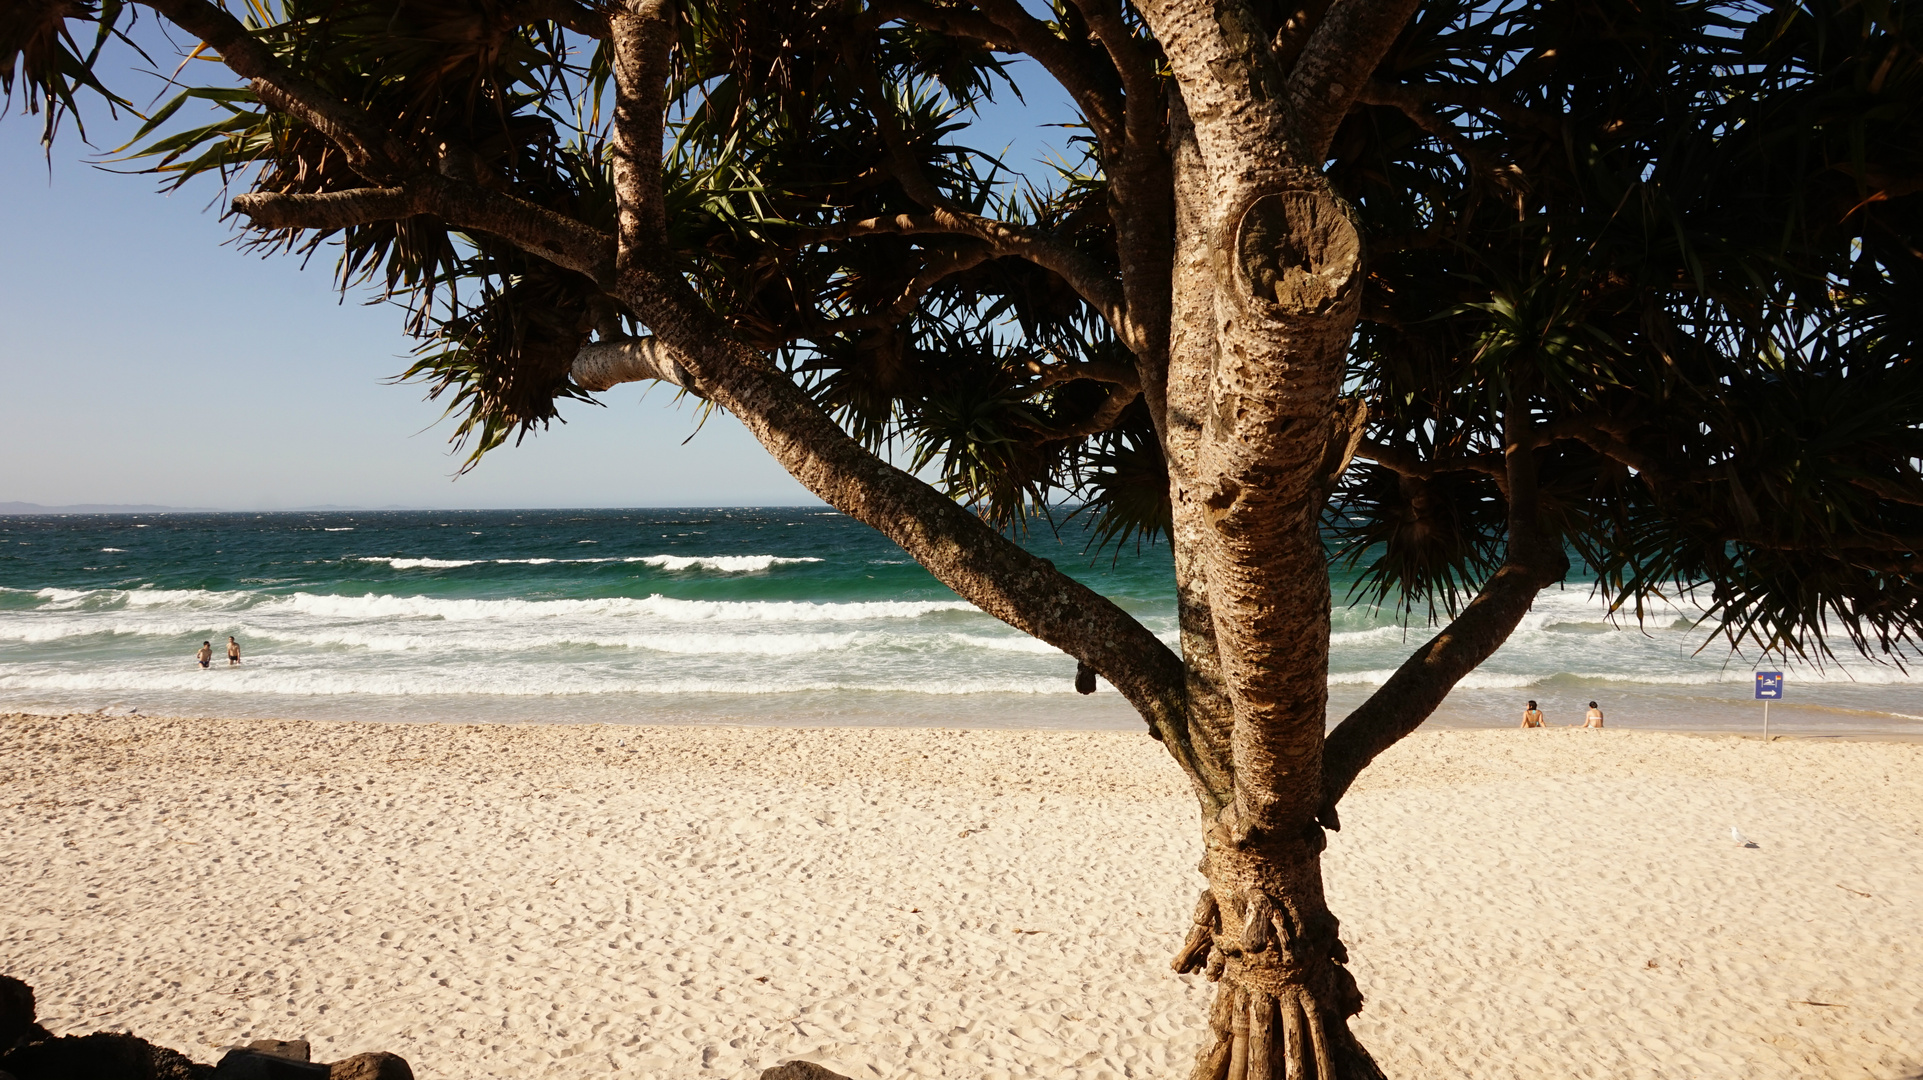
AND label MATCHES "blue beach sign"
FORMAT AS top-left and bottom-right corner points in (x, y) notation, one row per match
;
(1754, 671), (1785, 699)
